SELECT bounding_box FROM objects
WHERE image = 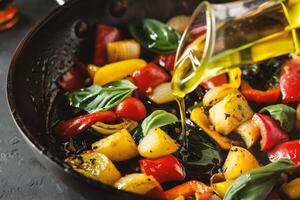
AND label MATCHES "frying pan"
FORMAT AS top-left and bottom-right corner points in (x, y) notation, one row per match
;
(7, 0), (206, 199)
